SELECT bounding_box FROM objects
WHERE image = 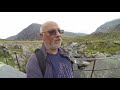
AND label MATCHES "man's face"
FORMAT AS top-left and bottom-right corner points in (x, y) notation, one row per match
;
(41, 23), (63, 50)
